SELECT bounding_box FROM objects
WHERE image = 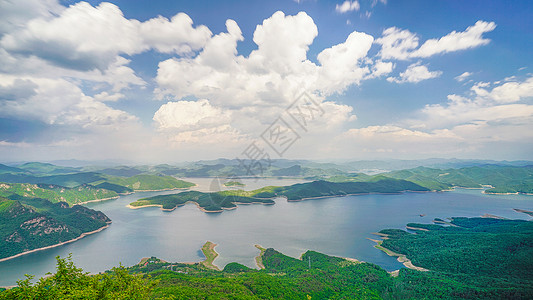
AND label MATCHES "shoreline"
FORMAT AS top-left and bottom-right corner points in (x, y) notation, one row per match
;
(0, 224), (110, 263)
(131, 185), (197, 192)
(282, 189), (433, 202)
(254, 244), (266, 270)
(369, 235), (428, 272)
(77, 196), (119, 205)
(128, 199), (274, 214)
